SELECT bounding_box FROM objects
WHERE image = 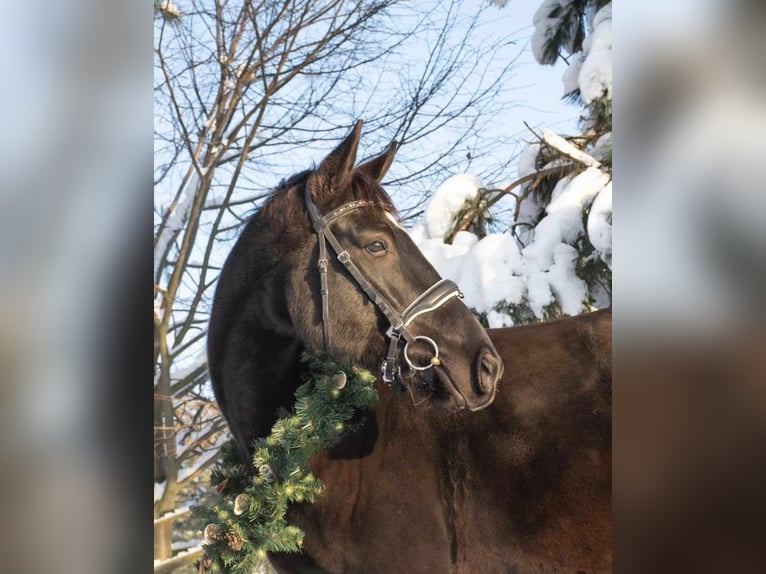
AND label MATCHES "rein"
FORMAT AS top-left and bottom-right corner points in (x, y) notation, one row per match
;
(304, 182), (462, 386)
